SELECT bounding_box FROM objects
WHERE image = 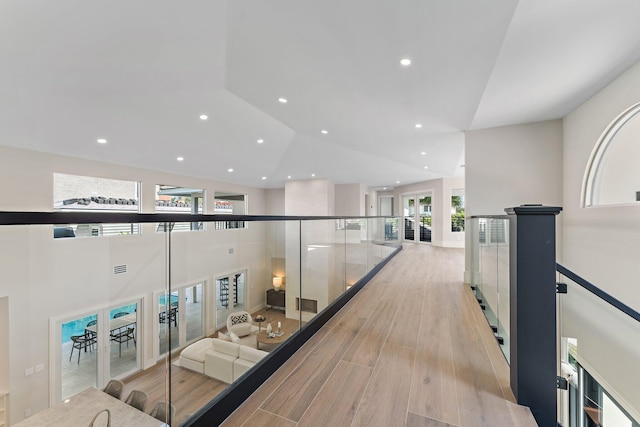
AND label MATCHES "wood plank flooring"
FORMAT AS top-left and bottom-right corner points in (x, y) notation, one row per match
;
(221, 243), (538, 427)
